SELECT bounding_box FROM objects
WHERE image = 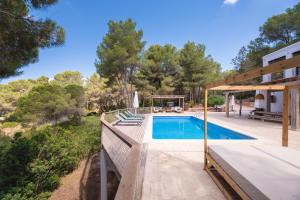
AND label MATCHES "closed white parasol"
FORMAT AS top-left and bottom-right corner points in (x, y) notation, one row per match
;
(133, 91), (139, 115)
